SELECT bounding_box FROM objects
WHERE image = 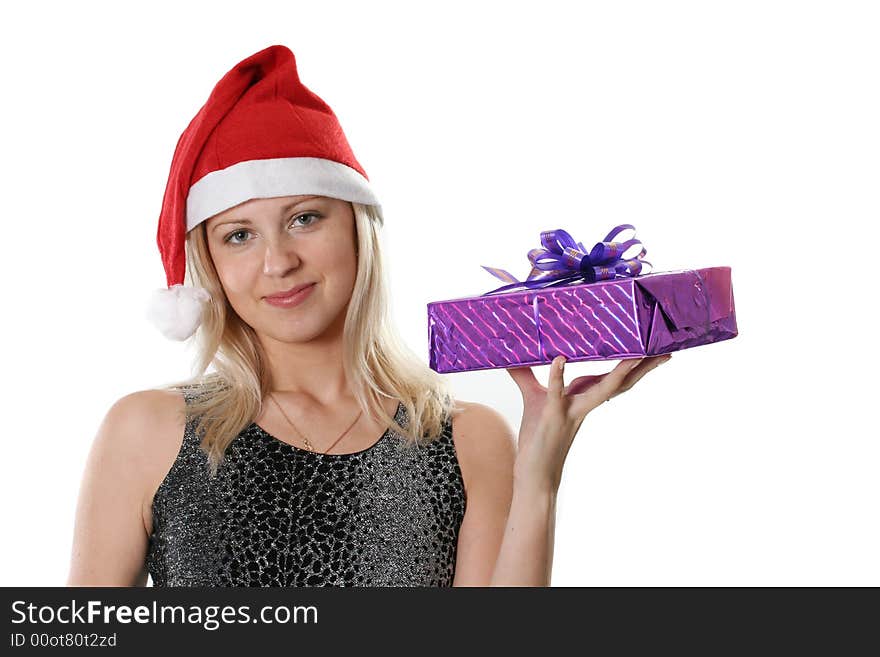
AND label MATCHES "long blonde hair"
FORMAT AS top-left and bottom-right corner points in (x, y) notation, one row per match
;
(158, 202), (461, 478)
